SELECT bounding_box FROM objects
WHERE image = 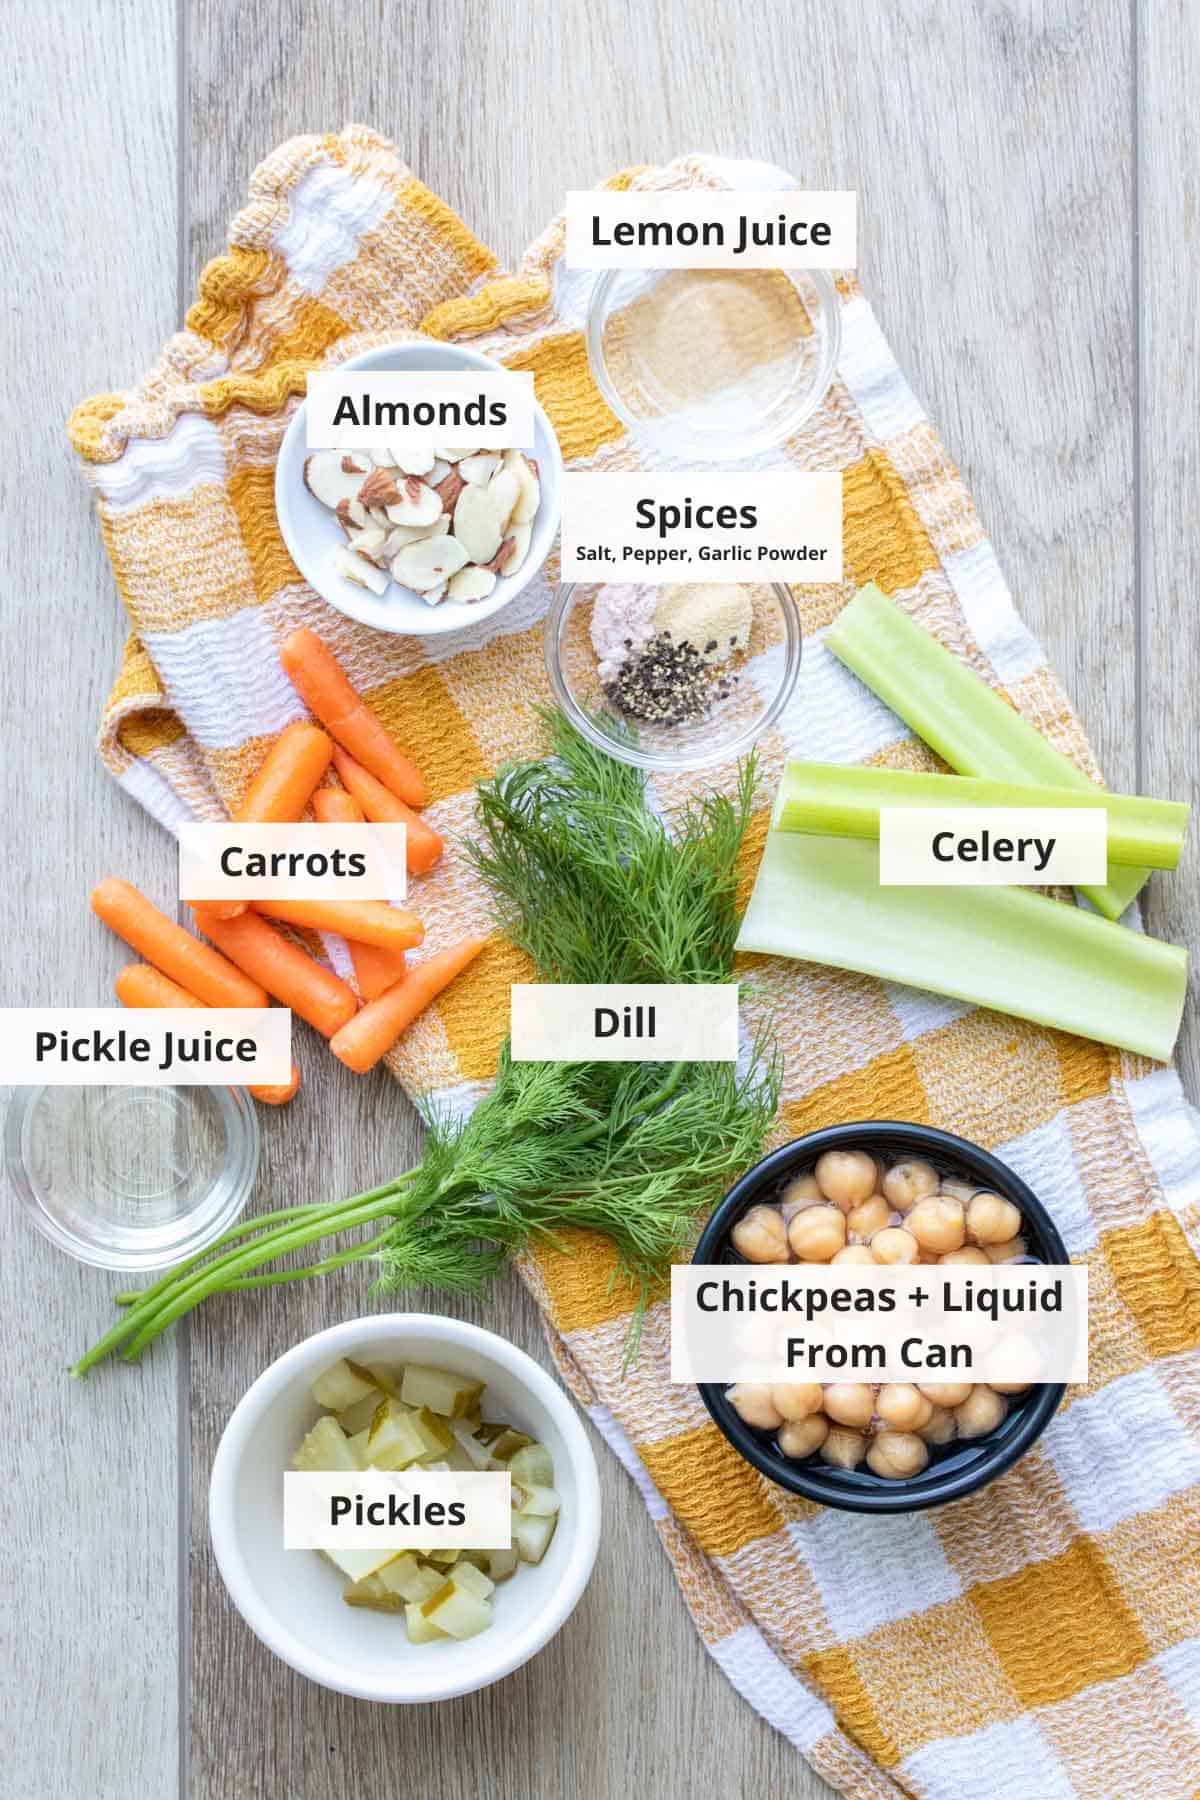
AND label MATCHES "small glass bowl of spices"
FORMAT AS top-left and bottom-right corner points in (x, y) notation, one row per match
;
(544, 580), (800, 771)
